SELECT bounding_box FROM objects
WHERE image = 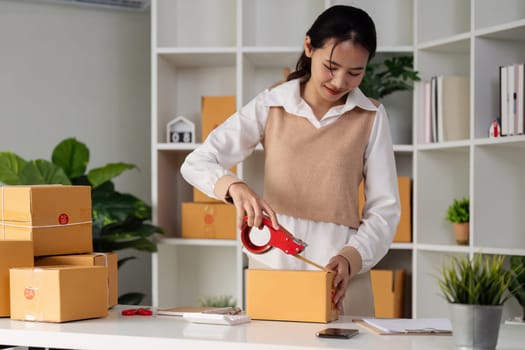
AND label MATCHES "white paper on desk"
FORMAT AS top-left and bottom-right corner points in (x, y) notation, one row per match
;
(361, 318), (452, 334)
